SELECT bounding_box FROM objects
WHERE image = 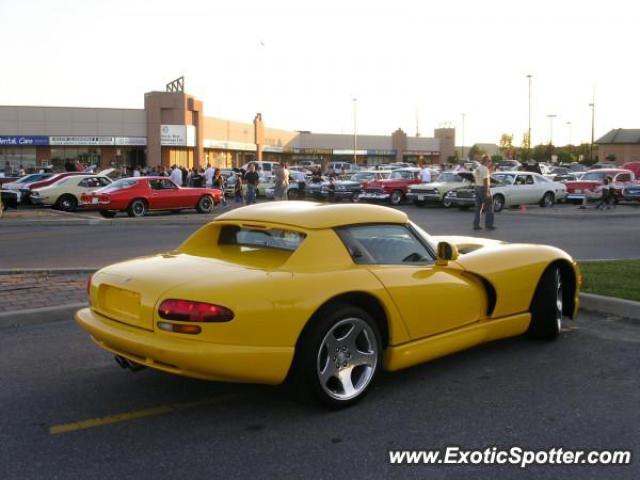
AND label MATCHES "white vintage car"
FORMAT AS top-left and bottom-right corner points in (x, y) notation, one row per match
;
(444, 171), (567, 212)
(30, 174), (112, 211)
